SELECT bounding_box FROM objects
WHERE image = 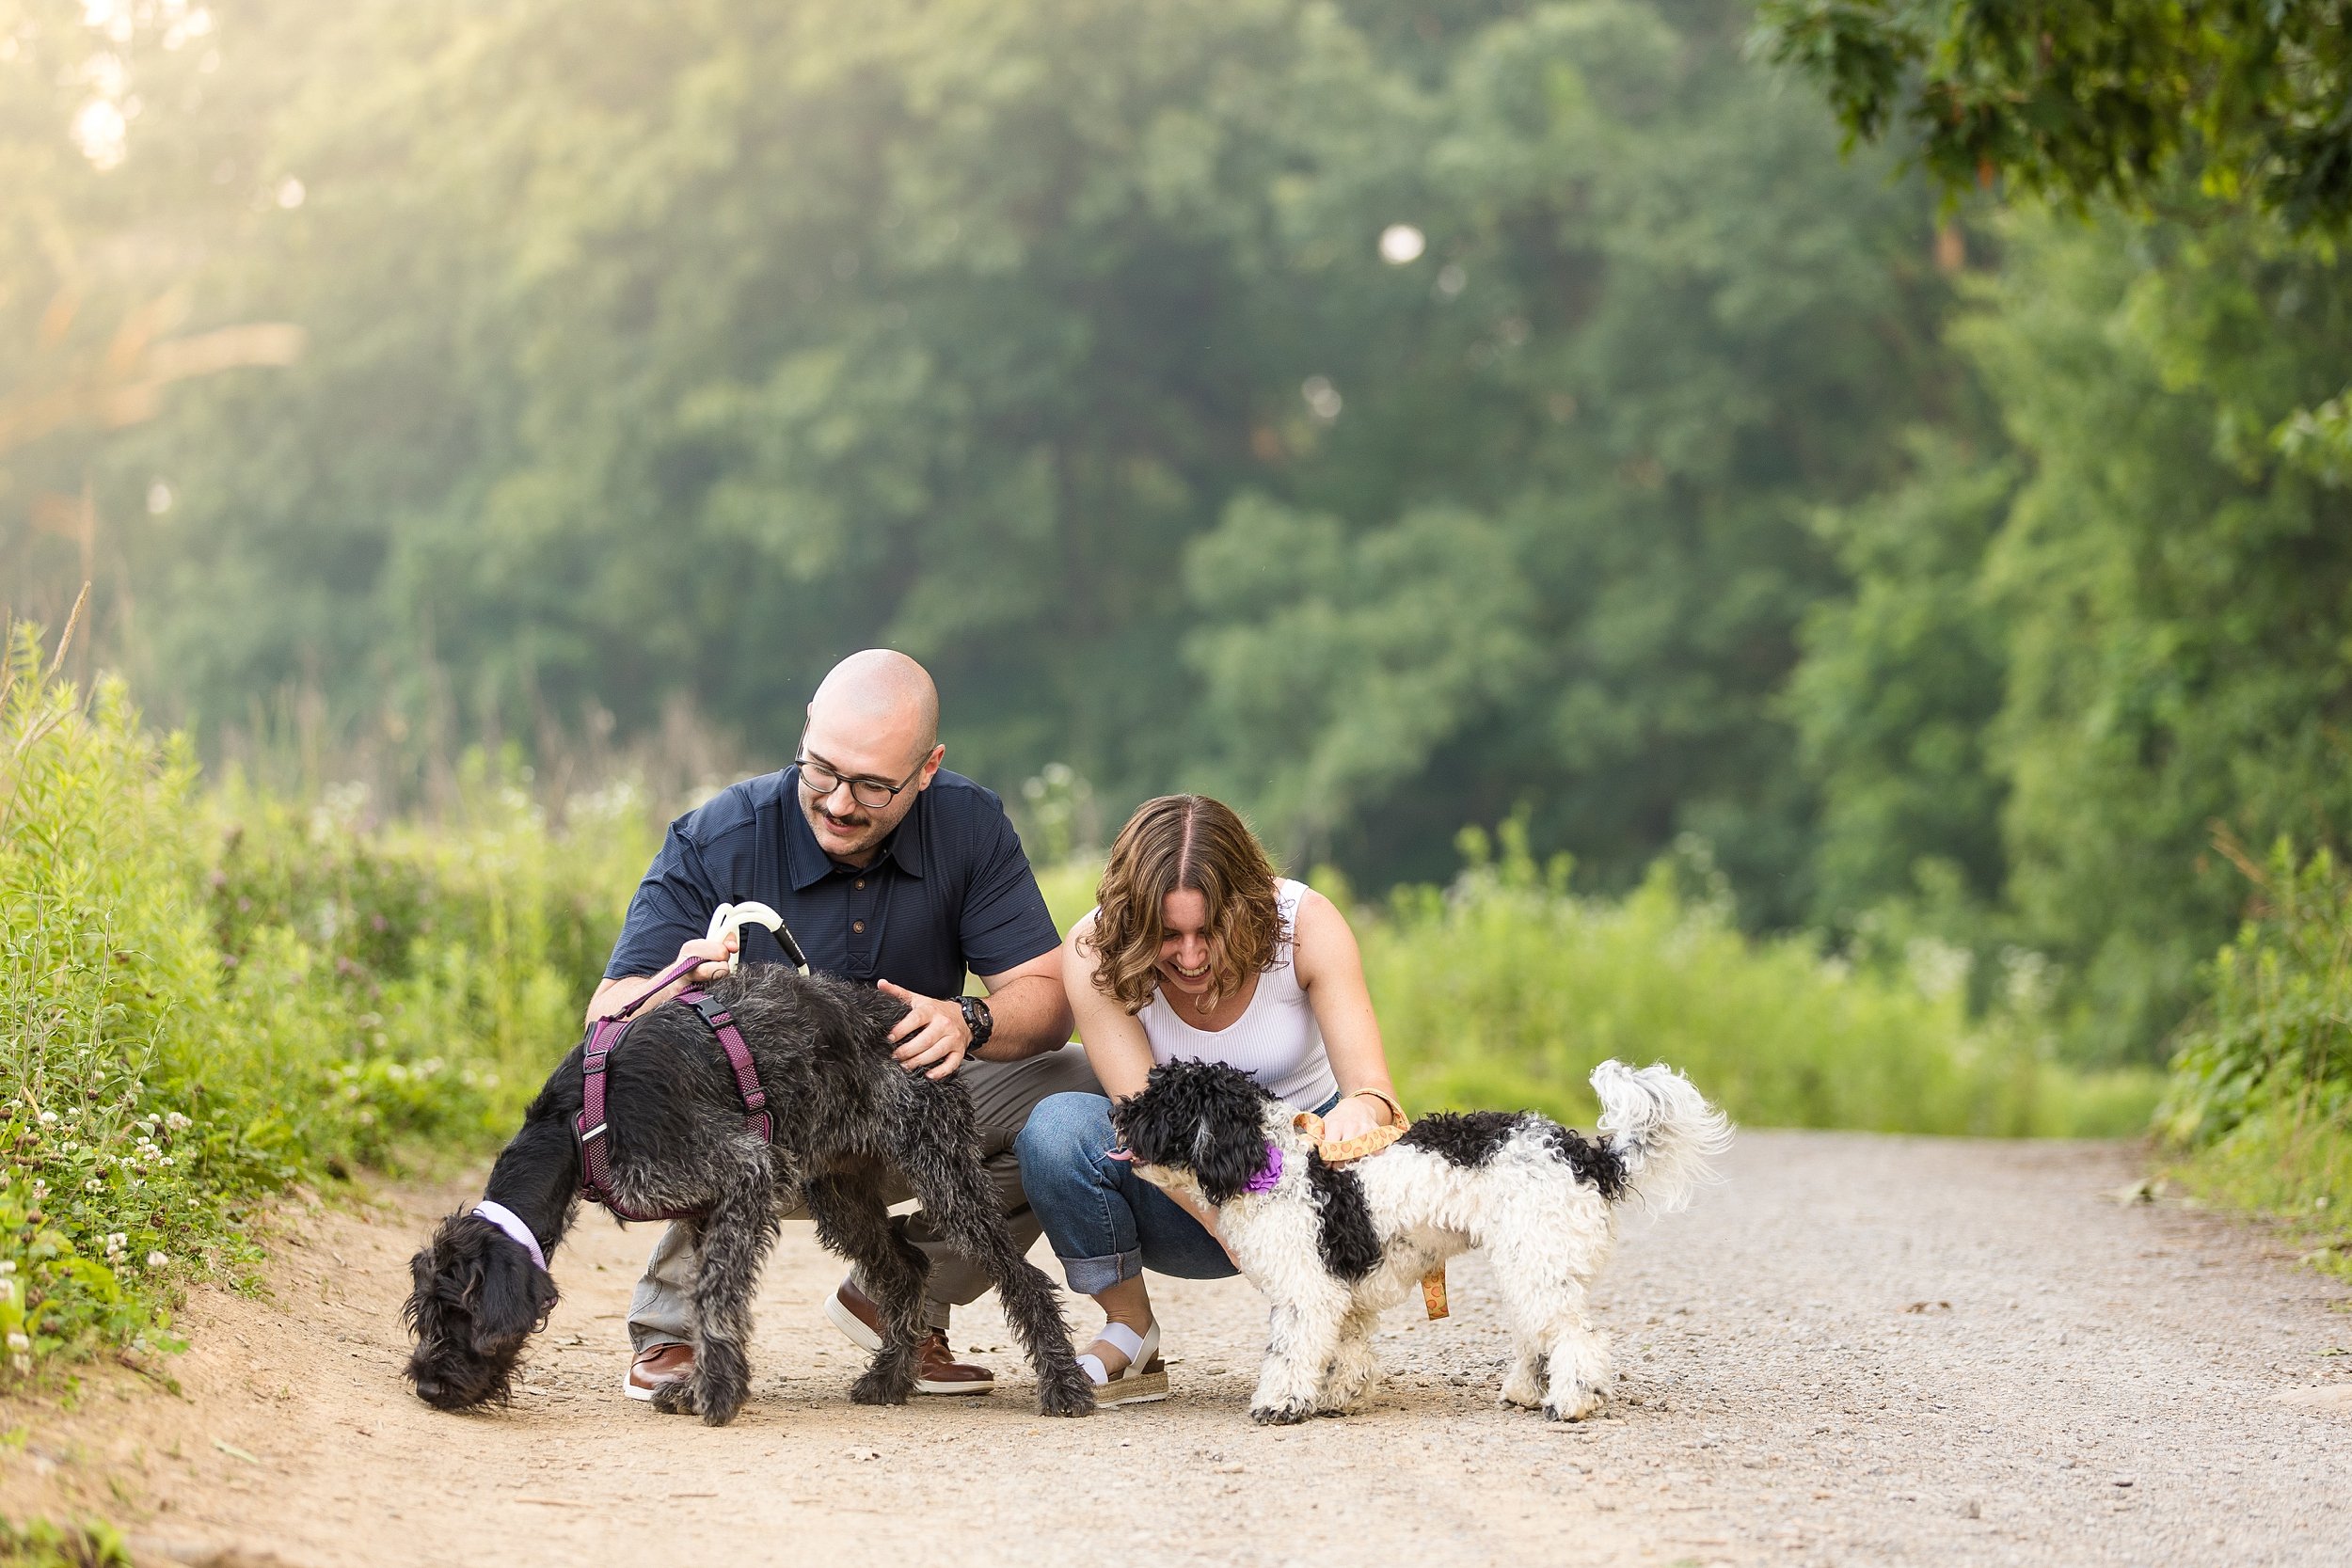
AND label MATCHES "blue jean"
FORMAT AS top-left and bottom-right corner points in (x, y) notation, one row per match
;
(1015, 1086), (1339, 1296)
